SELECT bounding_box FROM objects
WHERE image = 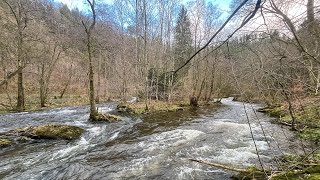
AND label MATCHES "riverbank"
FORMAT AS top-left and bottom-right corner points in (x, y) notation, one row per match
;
(234, 96), (320, 180)
(258, 98), (320, 144)
(0, 94), (91, 114)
